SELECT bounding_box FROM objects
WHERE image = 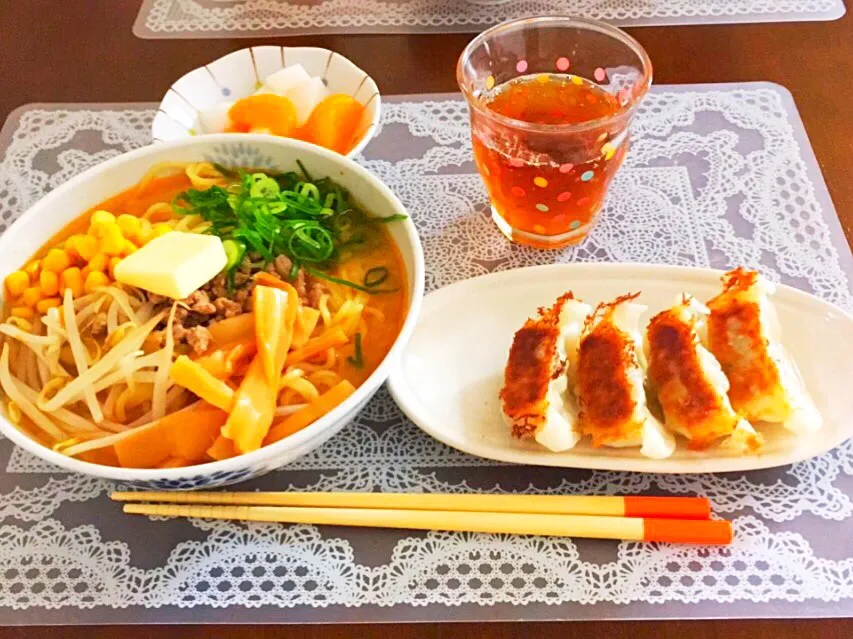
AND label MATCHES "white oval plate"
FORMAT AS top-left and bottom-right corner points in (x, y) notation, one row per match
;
(387, 263), (853, 474)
